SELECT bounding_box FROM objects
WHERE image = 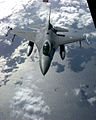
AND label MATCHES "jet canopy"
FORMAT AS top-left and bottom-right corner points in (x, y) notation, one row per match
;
(43, 41), (51, 55)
